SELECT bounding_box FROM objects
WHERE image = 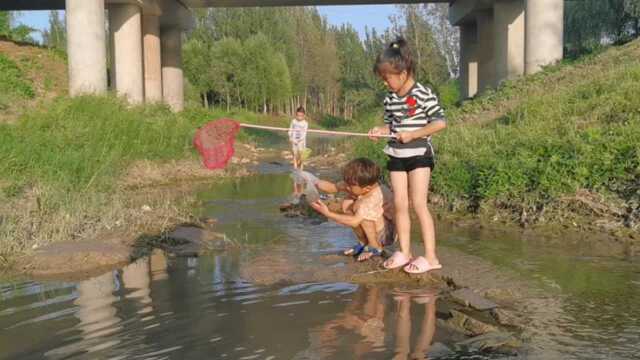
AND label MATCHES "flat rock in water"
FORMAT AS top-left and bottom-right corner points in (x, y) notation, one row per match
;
(164, 226), (228, 255)
(447, 309), (499, 337)
(490, 308), (525, 329)
(450, 288), (498, 311)
(457, 331), (522, 354)
(427, 342), (454, 358)
(167, 226), (224, 243)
